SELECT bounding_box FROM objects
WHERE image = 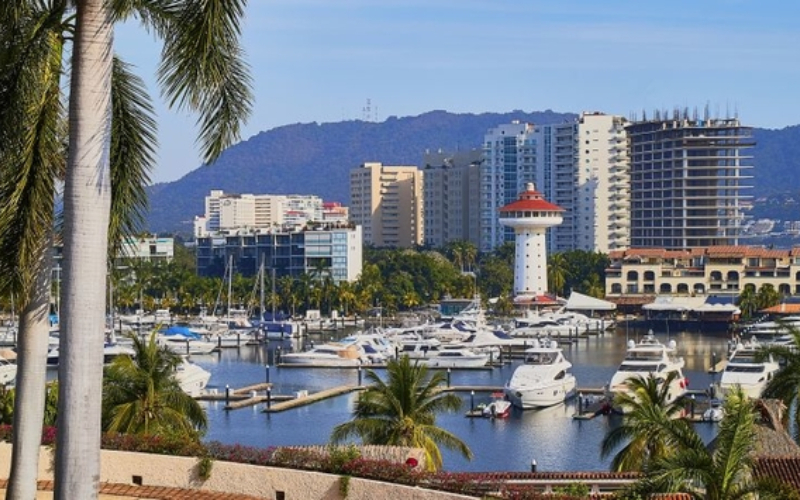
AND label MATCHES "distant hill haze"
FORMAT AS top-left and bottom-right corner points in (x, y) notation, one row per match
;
(145, 110), (800, 235)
